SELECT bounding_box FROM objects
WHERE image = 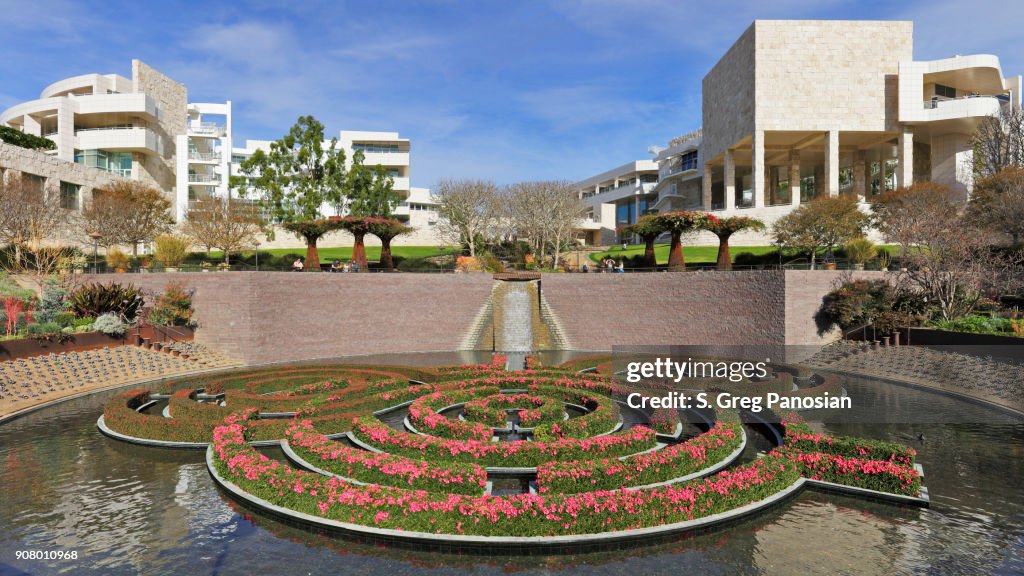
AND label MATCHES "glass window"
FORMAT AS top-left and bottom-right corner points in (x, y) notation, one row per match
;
(352, 143), (401, 153)
(935, 84), (956, 99)
(59, 181), (80, 210)
(679, 151), (699, 171)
